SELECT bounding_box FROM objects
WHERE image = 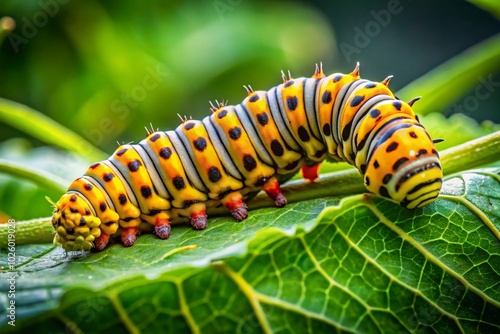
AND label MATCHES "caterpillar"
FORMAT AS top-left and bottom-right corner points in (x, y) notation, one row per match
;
(51, 63), (443, 252)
